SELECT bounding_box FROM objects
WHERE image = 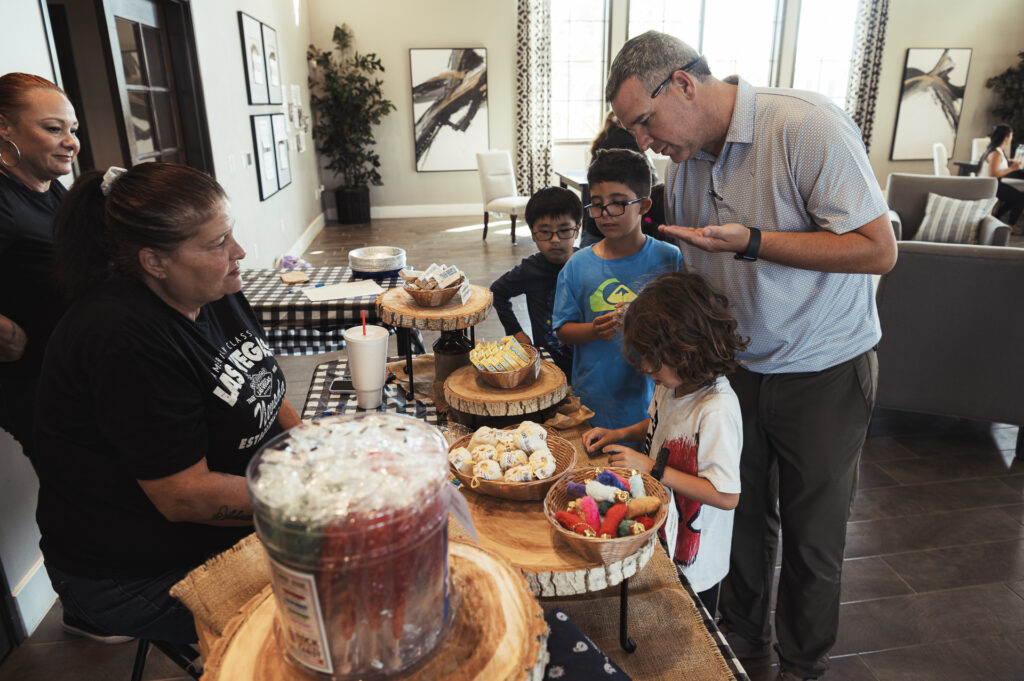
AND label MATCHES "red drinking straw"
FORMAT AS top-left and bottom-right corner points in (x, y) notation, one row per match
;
(361, 309), (367, 336)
